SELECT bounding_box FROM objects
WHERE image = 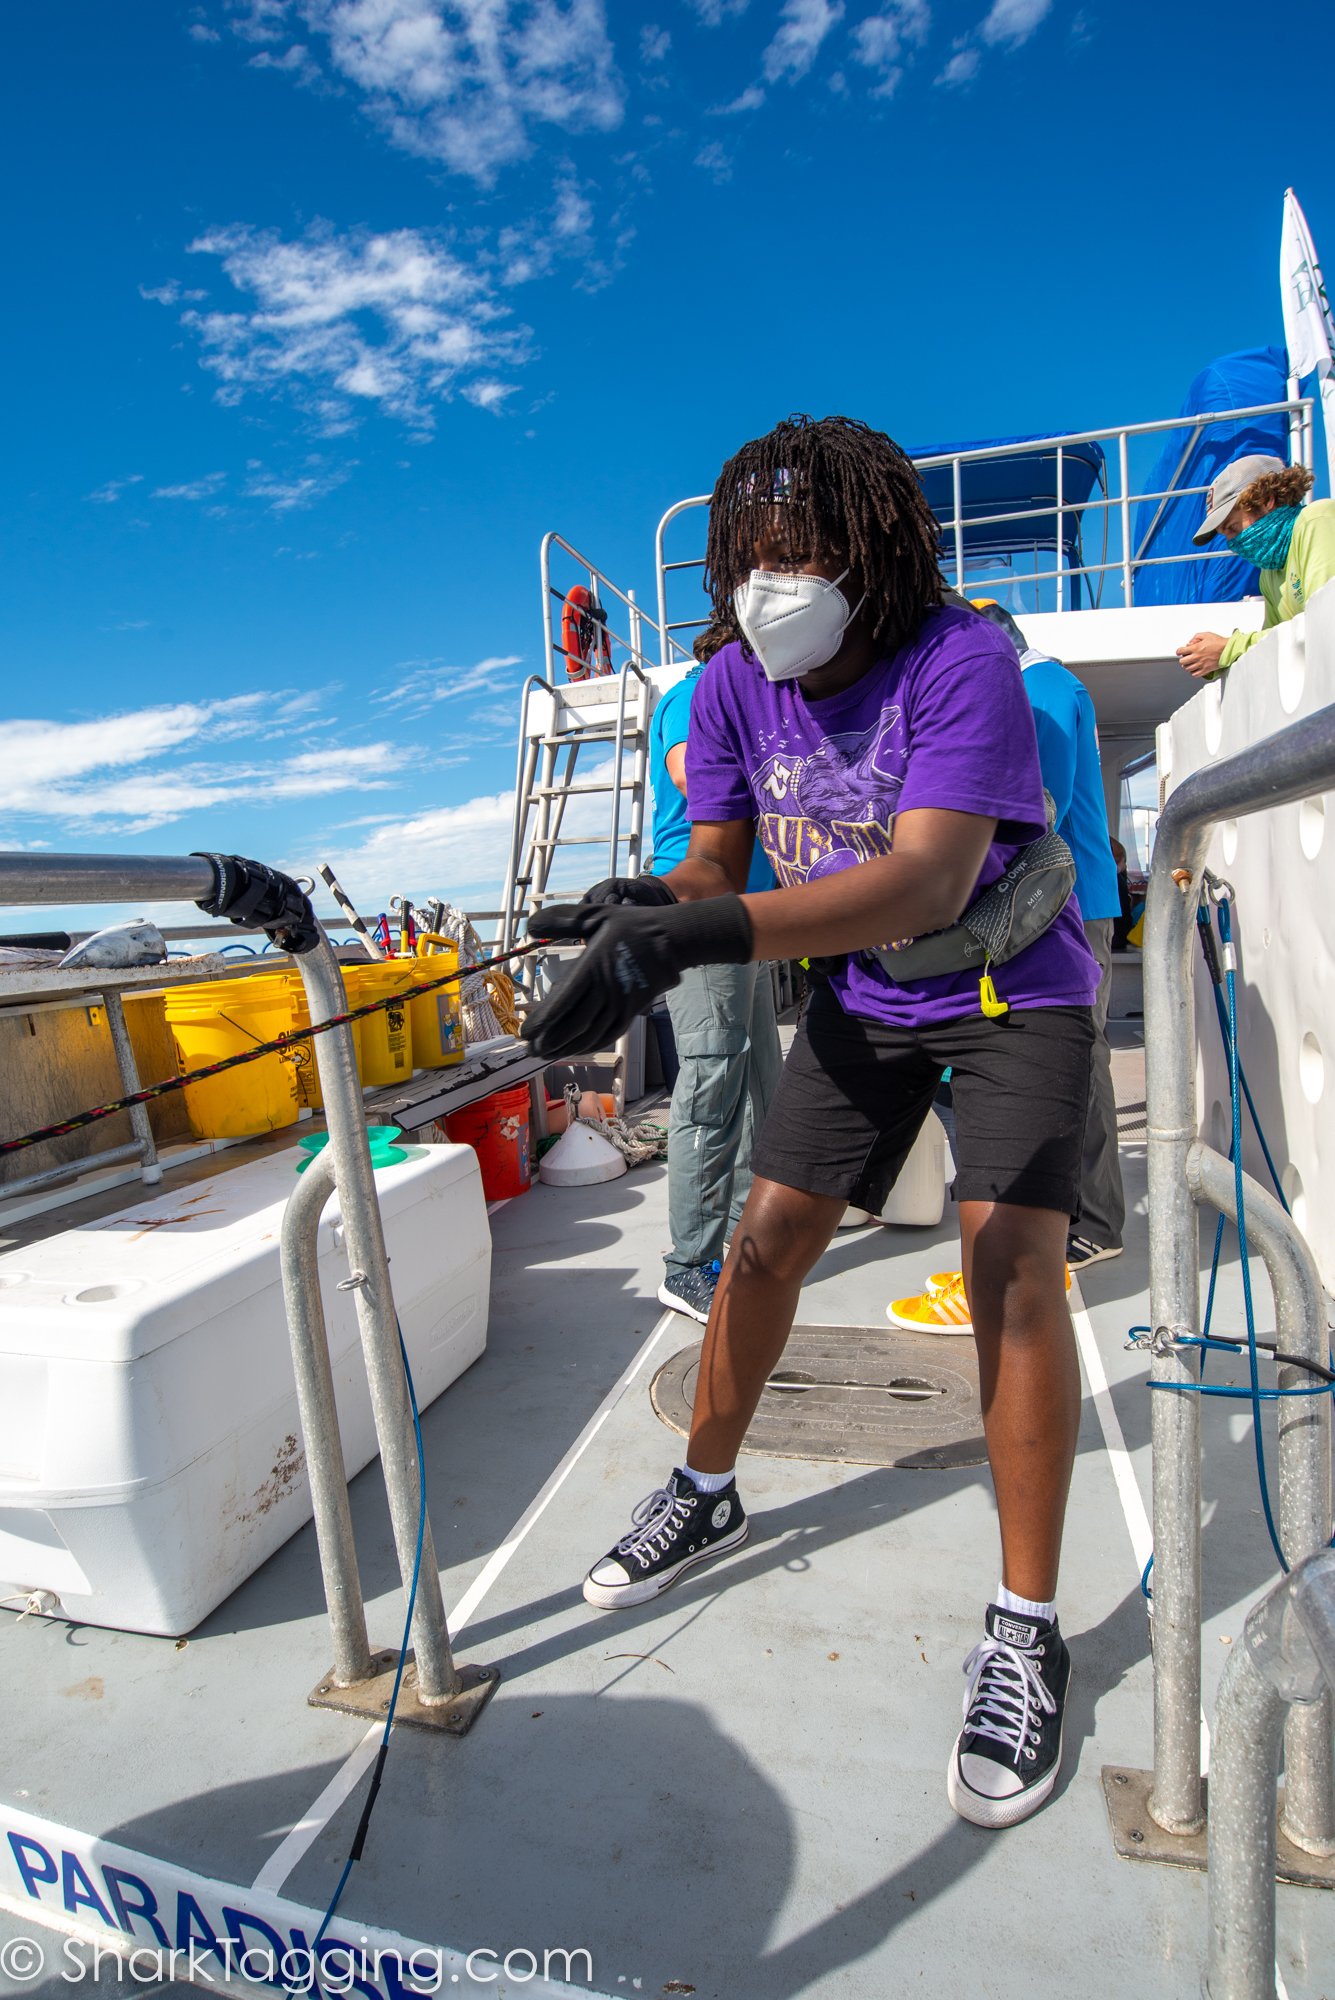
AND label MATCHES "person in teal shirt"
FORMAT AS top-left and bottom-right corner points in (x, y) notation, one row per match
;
(648, 624), (781, 1323)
